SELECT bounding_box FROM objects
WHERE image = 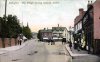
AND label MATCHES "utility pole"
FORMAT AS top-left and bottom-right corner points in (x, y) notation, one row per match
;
(2, 0), (7, 48)
(5, 0), (7, 20)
